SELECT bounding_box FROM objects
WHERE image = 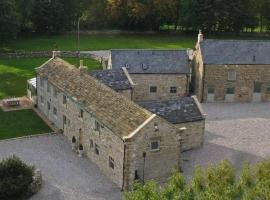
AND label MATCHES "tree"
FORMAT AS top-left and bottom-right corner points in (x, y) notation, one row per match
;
(0, 0), (20, 43)
(124, 160), (270, 200)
